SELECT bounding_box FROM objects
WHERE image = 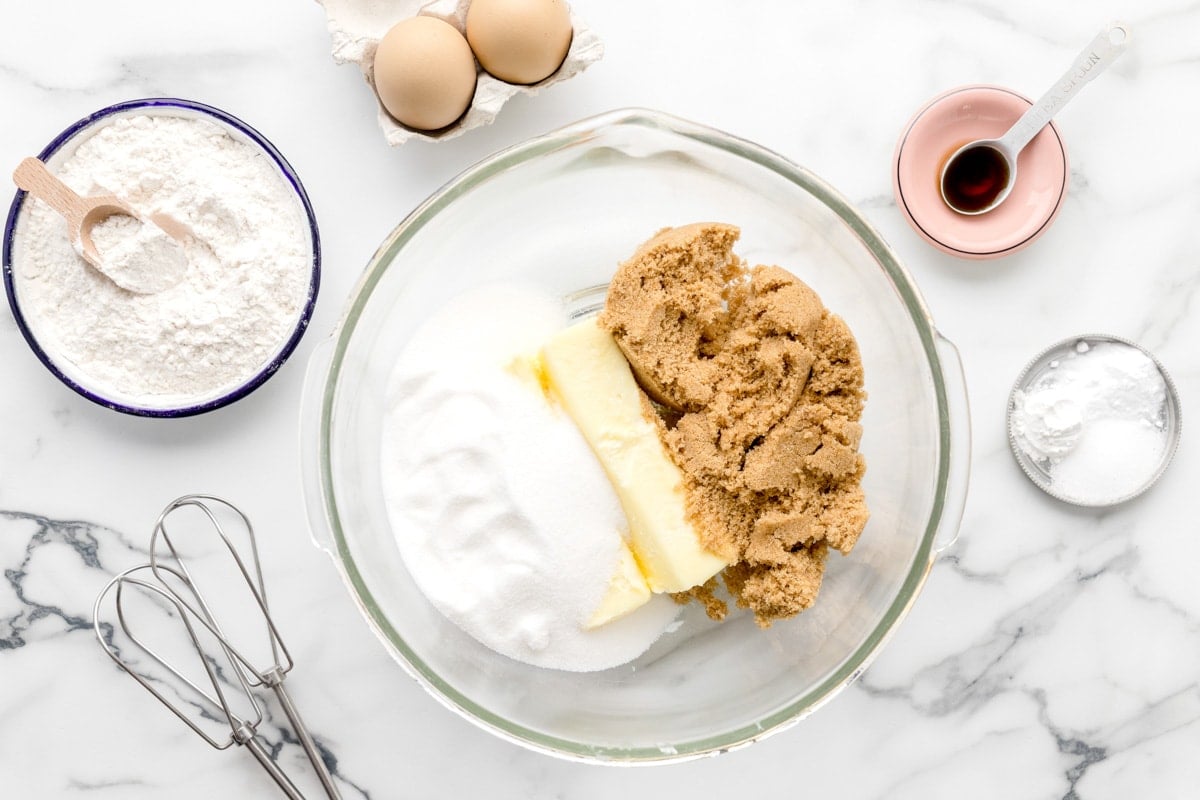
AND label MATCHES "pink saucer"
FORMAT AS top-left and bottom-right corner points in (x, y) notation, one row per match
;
(893, 85), (1069, 259)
